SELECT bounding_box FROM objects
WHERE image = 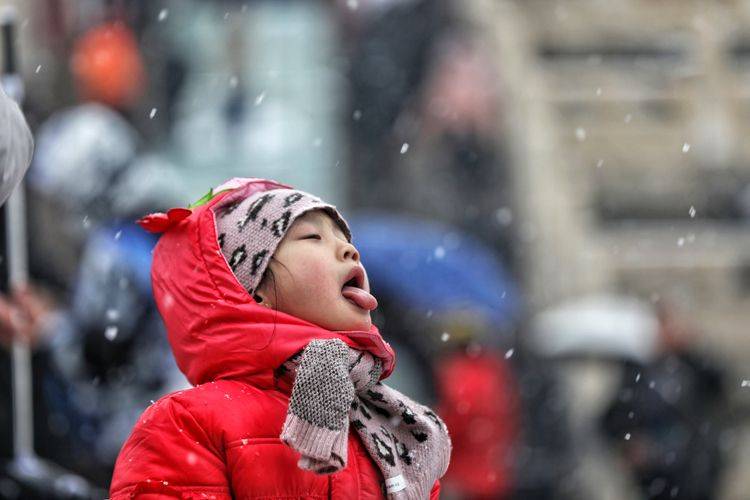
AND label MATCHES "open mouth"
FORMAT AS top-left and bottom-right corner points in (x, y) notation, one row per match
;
(341, 267), (366, 292)
(341, 267), (377, 311)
